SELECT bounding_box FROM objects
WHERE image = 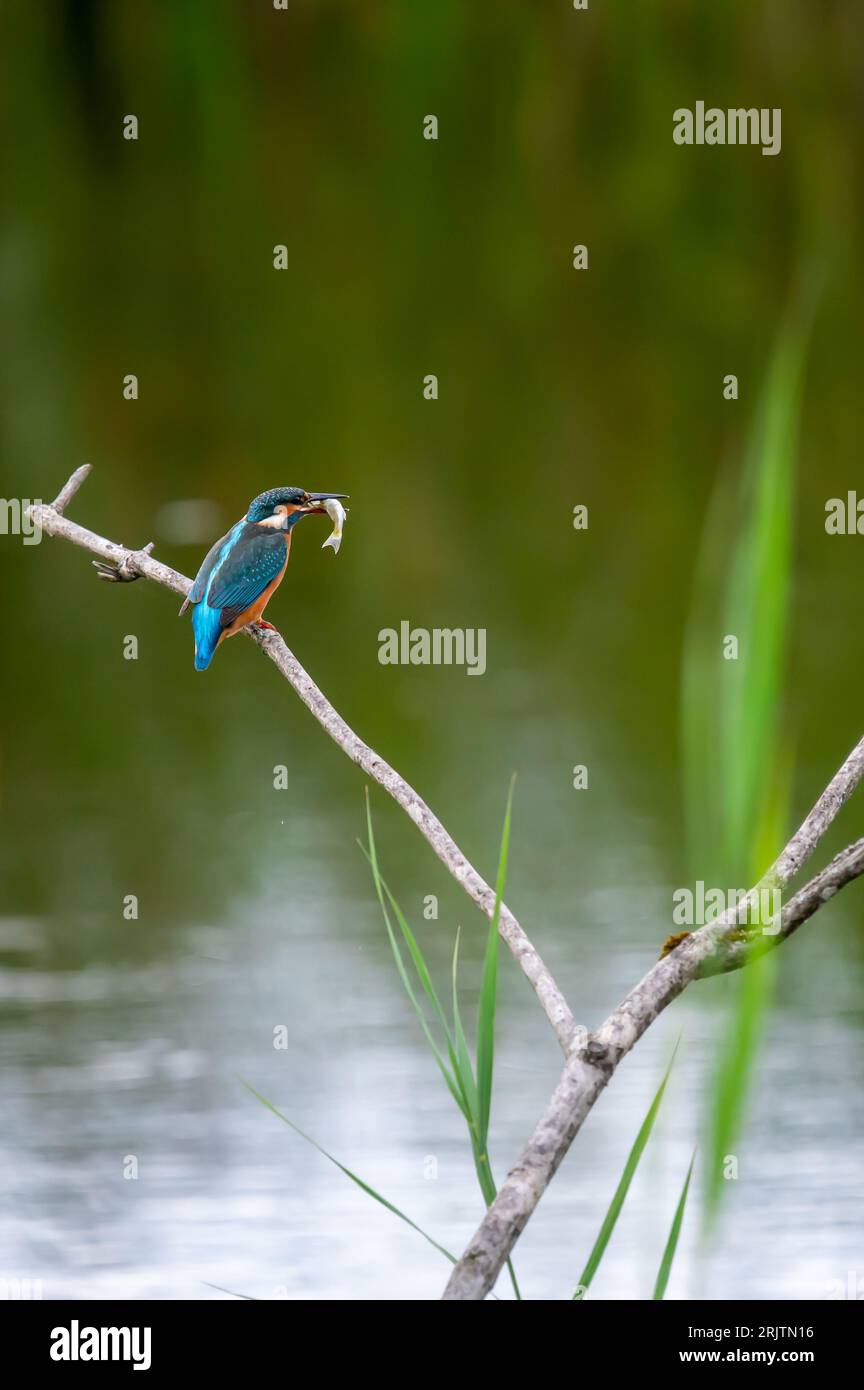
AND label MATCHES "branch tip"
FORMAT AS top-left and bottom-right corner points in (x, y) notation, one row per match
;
(51, 464), (93, 516)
